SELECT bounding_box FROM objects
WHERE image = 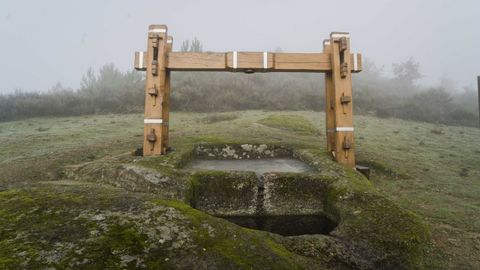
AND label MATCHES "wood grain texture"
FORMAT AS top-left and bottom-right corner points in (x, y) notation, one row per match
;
(167, 52), (226, 71)
(136, 25), (362, 163)
(323, 41), (335, 153)
(143, 25), (168, 156)
(330, 33), (355, 167)
(166, 52), (360, 73)
(274, 53), (330, 72)
(162, 36), (173, 152)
